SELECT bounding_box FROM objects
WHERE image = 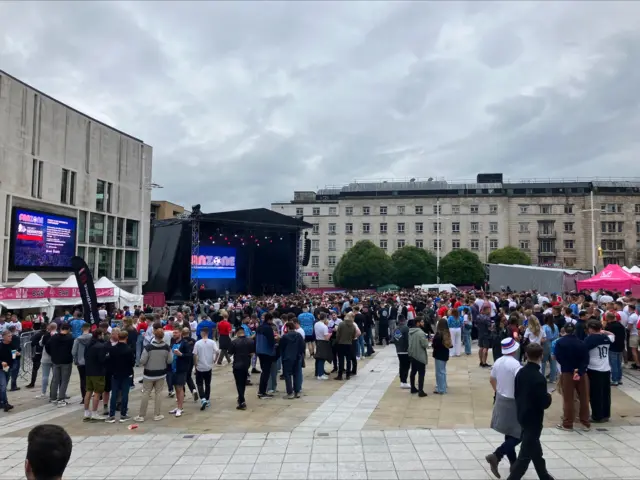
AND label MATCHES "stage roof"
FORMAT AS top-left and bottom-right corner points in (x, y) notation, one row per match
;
(154, 207), (311, 230)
